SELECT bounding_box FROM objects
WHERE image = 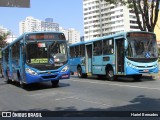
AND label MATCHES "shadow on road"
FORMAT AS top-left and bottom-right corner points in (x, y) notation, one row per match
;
(24, 82), (71, 91)
(2, 95), (160, 120)
(71, 75), (156, 83)
(0, 80), (70, 91)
